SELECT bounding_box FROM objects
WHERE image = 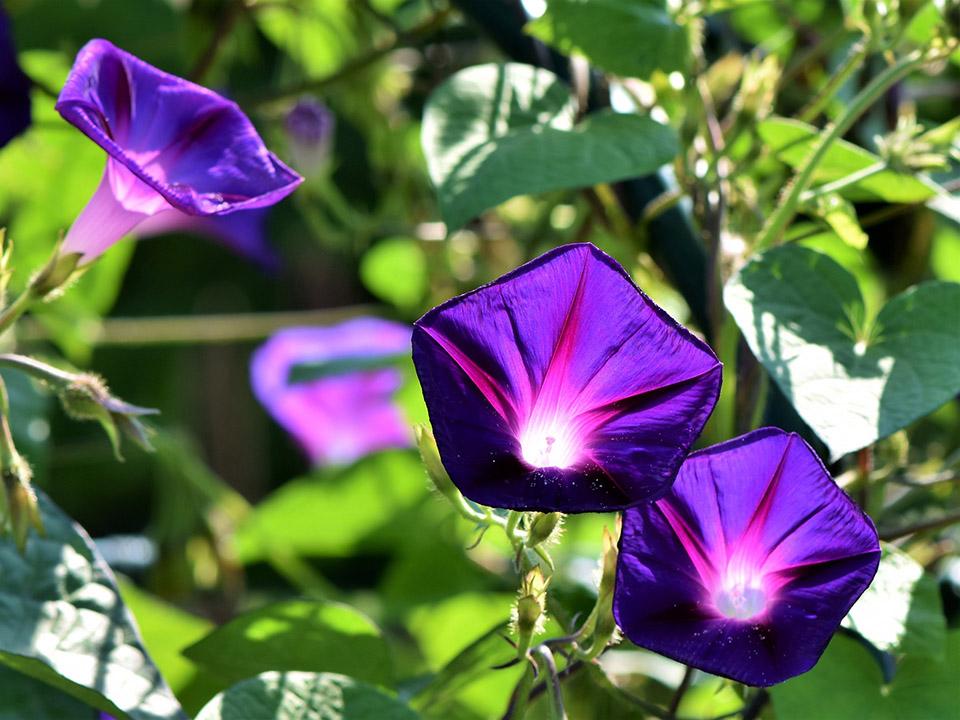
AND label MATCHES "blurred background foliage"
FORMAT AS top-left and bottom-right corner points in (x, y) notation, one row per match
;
(0, 0), (959, 718)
